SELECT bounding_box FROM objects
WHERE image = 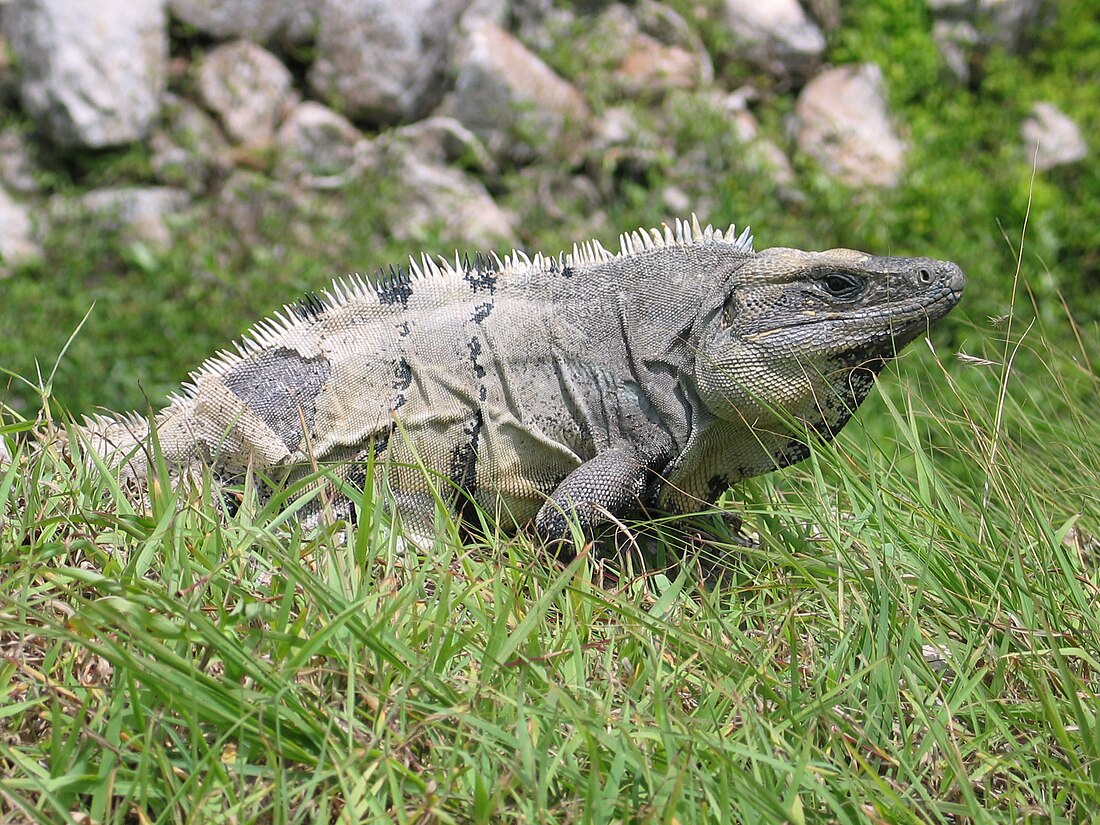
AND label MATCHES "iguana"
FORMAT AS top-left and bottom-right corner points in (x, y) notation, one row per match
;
(37, 216), (965, 544)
